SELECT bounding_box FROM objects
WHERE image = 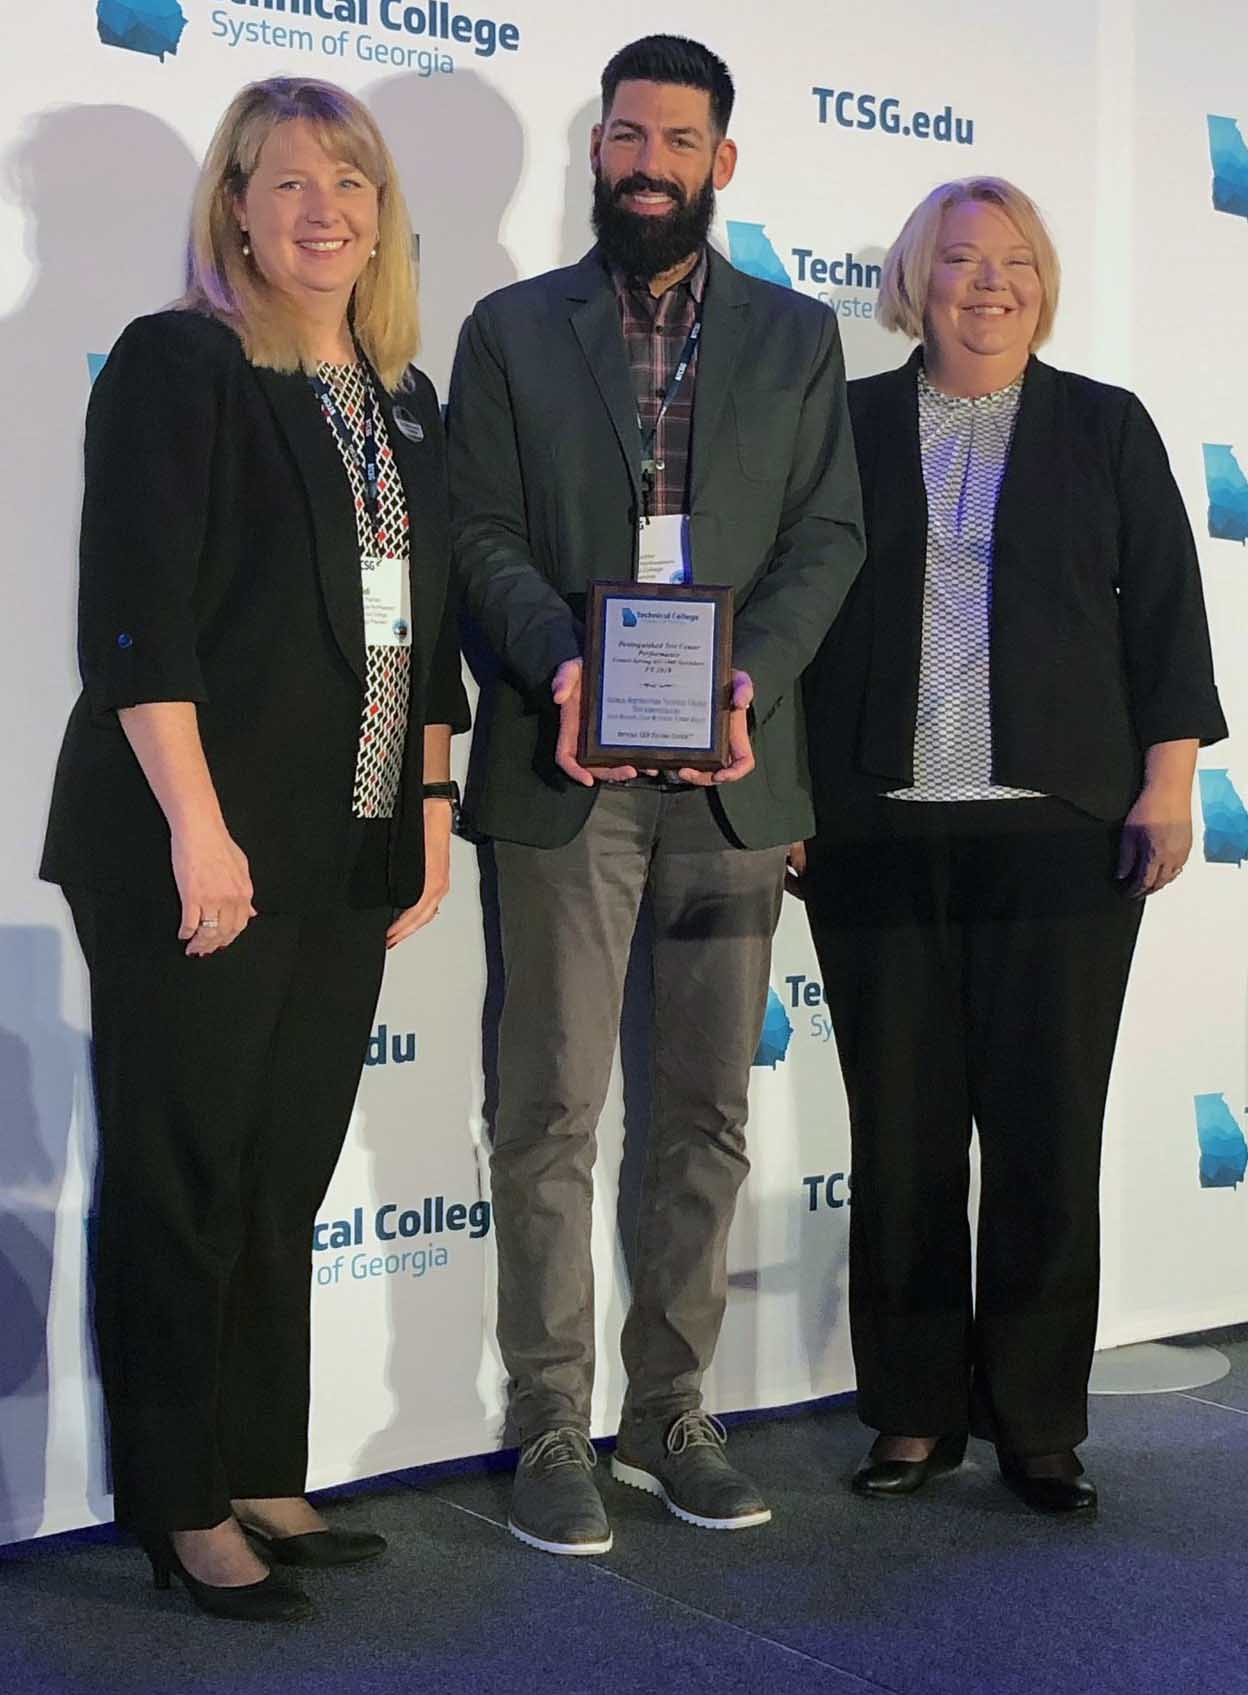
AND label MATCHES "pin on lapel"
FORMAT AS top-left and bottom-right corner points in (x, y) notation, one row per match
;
(392, 406), (425, 444)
